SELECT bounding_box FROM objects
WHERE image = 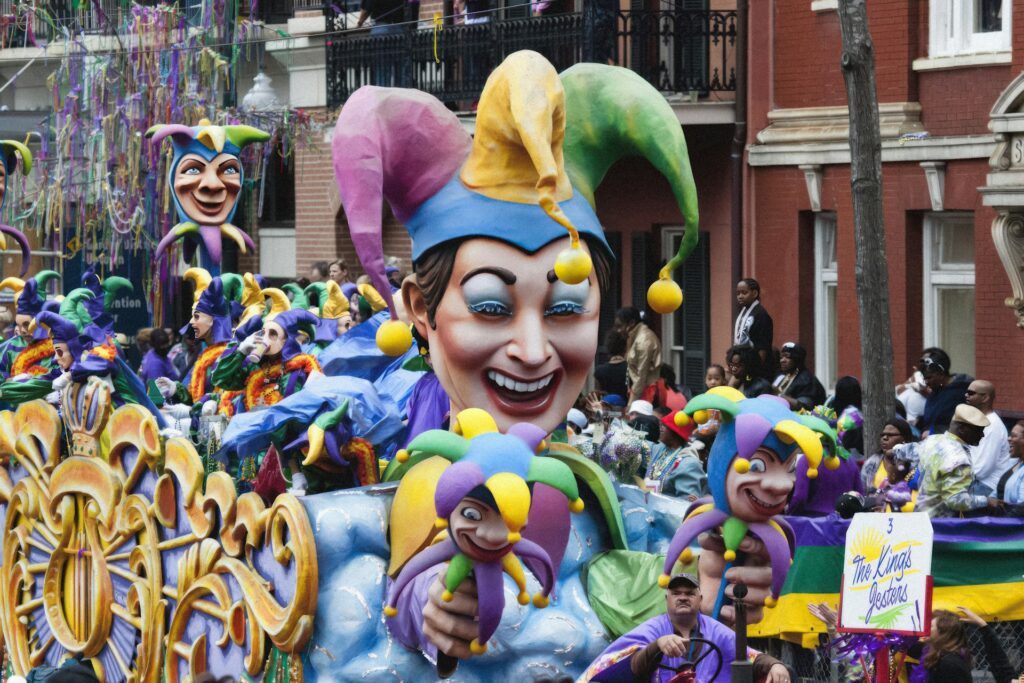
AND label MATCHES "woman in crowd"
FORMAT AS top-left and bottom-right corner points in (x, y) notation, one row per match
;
(725, 345), (771, 398)
(861, 416), (917, 492)
(913, 608), (1013, 683)
(643, 410), (706, 500)
(771, 341), (826, 411)
(997, 419), (1024, 506)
